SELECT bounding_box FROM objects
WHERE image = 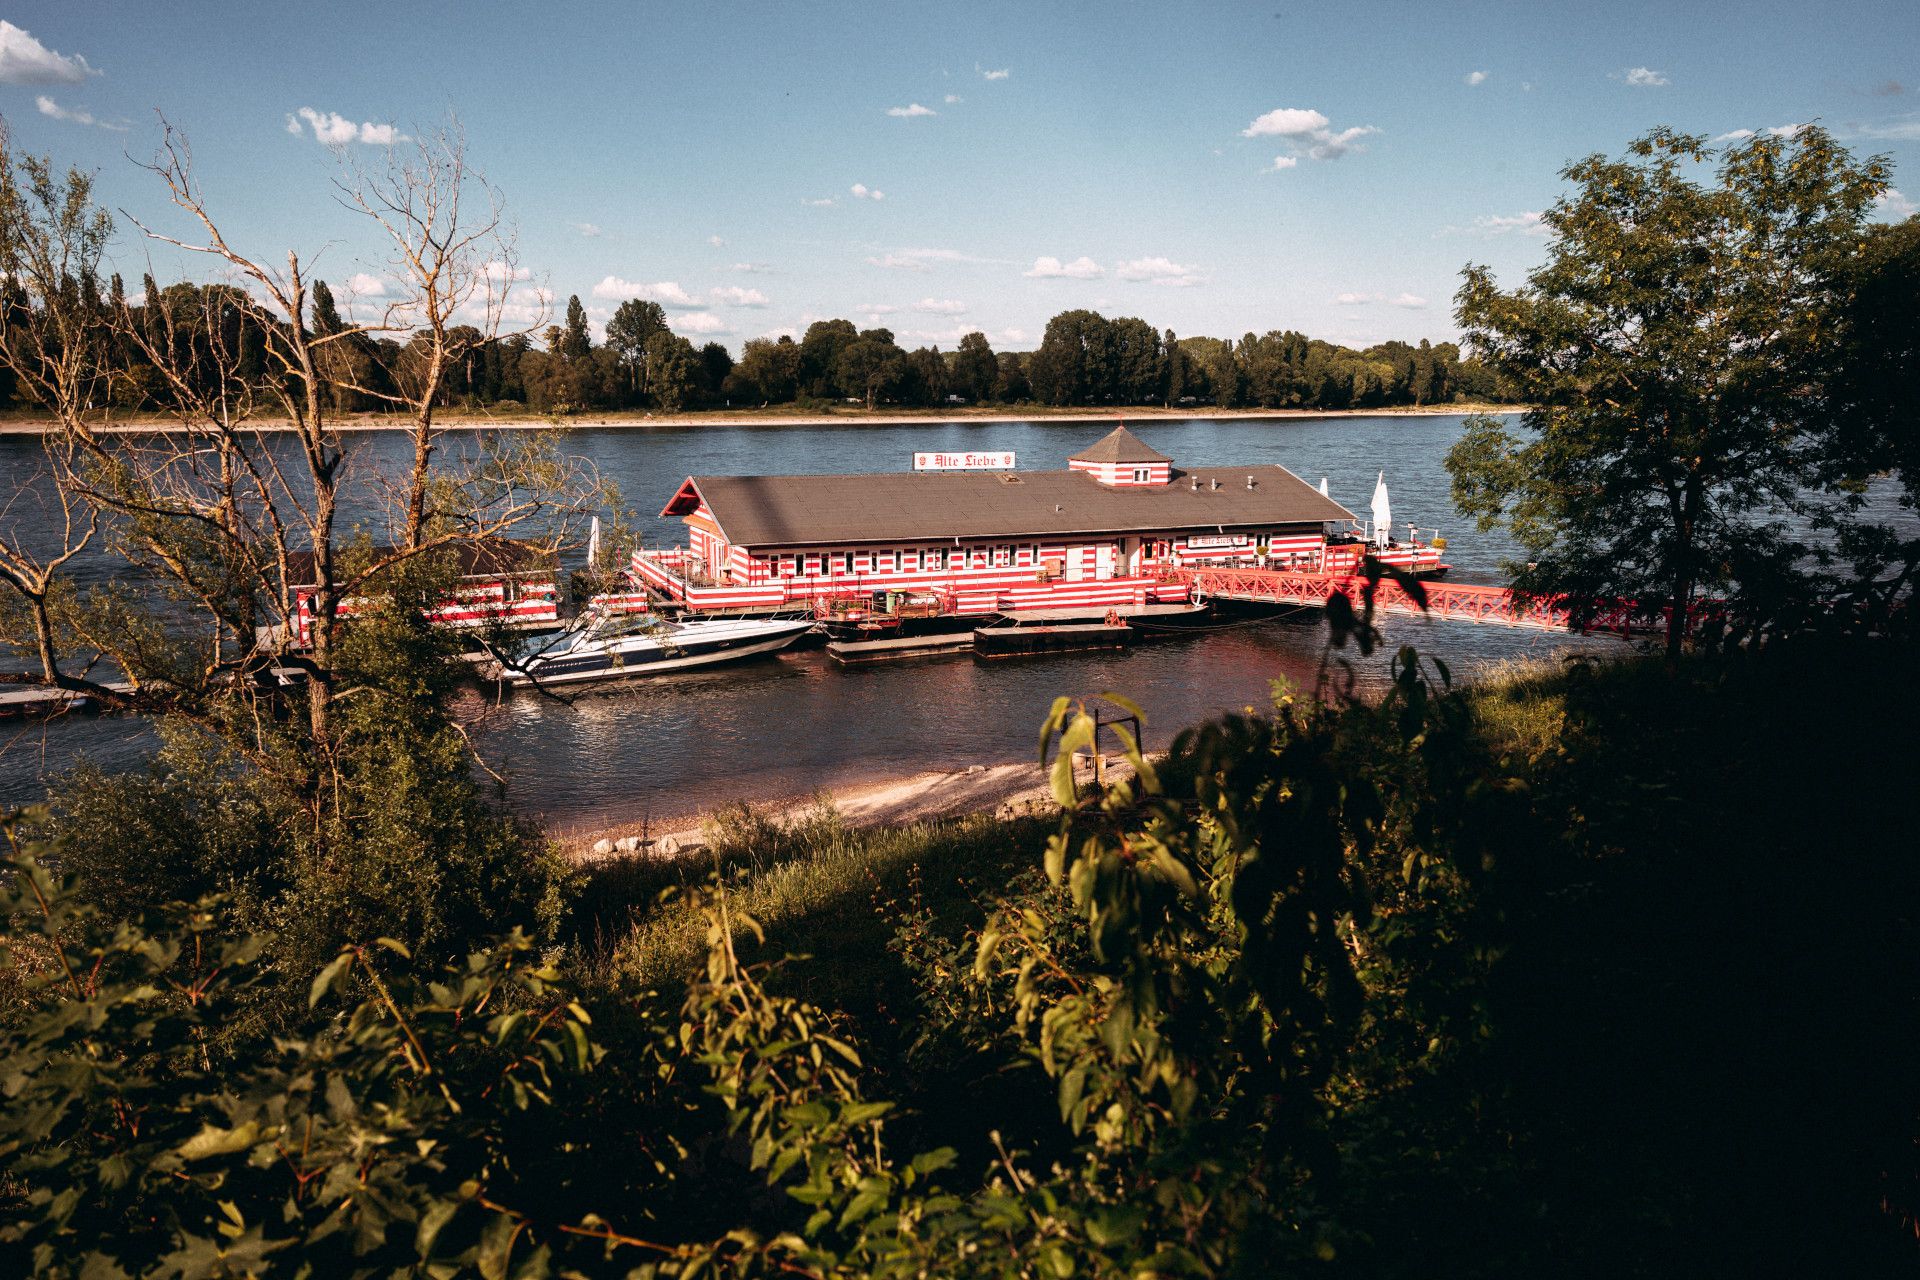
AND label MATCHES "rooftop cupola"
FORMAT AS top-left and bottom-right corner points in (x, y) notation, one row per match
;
(1068, 425), (1173, 487)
